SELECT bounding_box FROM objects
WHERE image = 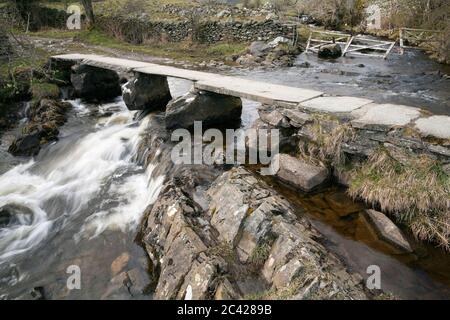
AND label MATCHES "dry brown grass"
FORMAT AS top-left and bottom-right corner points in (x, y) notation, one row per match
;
(298, 117), (356, 168)
(348, 147), (450, 249)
